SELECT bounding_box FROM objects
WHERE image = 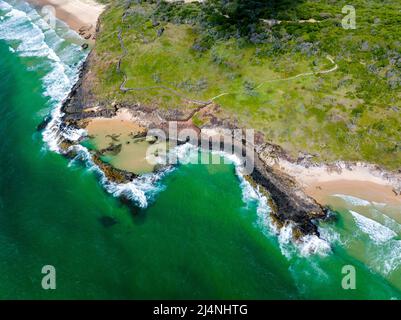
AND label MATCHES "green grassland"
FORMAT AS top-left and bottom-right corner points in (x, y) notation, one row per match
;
(92, 0), (401, 169)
